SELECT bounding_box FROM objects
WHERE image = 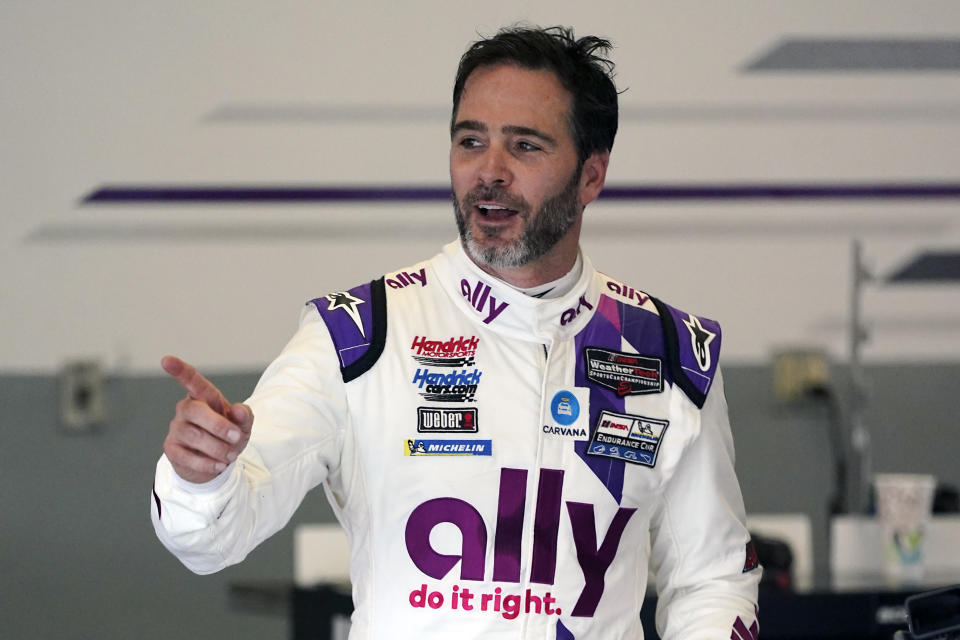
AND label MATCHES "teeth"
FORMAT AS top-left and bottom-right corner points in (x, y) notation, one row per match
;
(478, 204), (507, 211)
